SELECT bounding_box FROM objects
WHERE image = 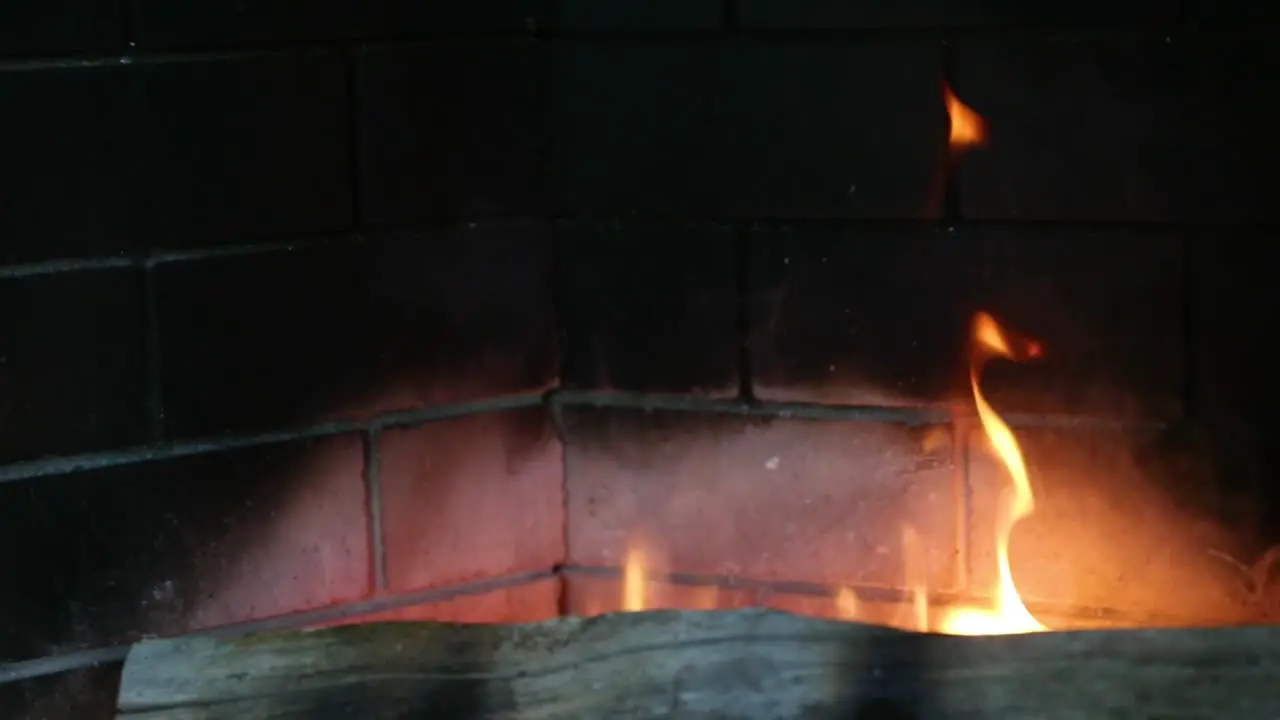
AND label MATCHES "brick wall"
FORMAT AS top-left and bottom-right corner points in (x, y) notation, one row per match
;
(2, 1), (1279, 716)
